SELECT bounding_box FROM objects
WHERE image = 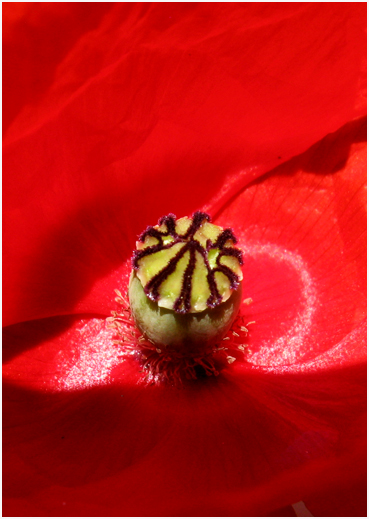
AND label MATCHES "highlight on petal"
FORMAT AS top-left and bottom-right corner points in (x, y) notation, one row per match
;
(3, 316), (140, 392)
(213, 117), (366, 370)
